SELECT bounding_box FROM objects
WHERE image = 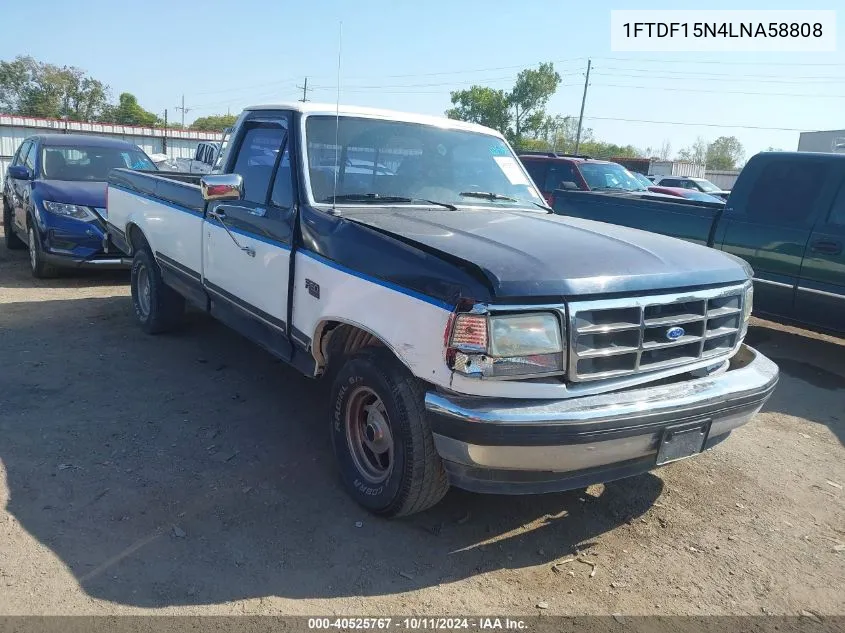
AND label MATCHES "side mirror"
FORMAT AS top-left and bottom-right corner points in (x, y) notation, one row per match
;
(8, 165), (32, 180)
(559, 181), (580, 191)
(201, 174), (243, 201)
